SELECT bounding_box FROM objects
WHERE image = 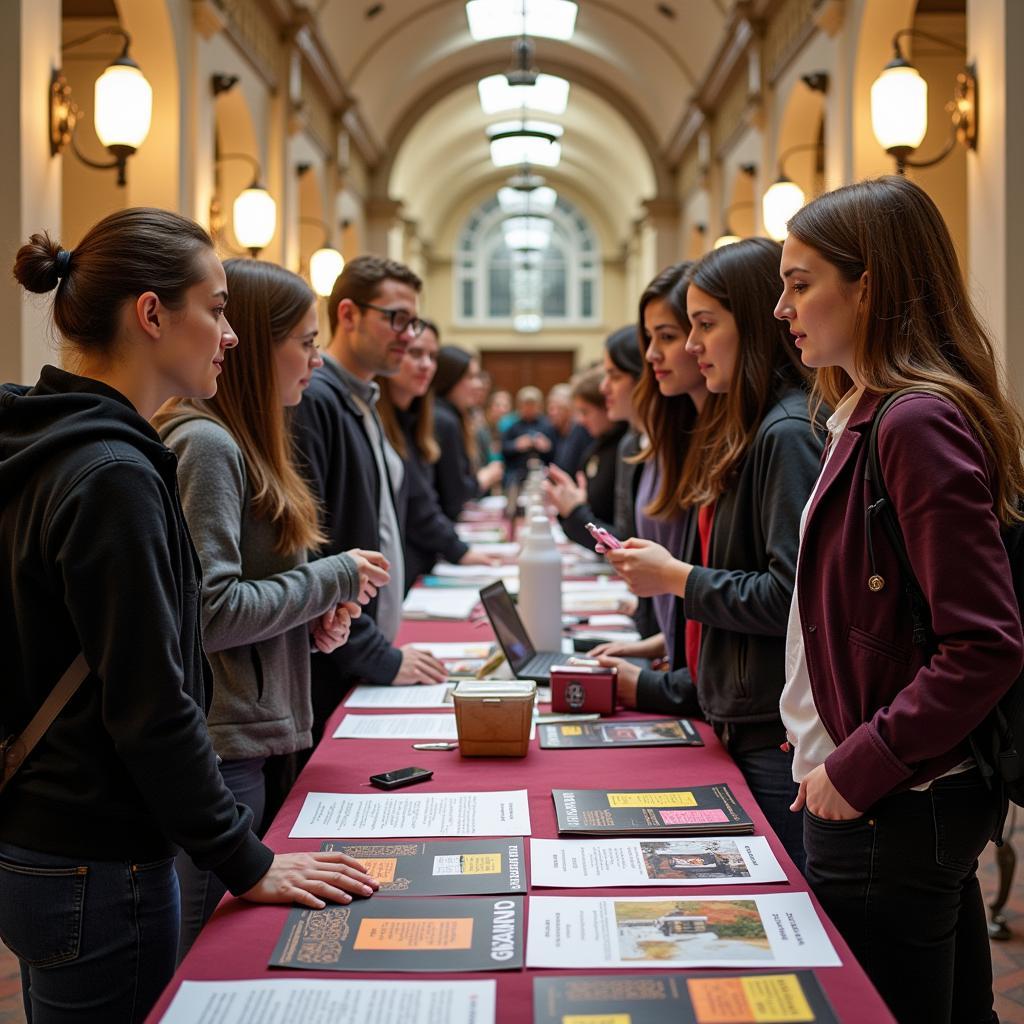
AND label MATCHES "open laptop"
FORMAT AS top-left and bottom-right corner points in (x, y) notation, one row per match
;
(479, 580), (647, 682)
